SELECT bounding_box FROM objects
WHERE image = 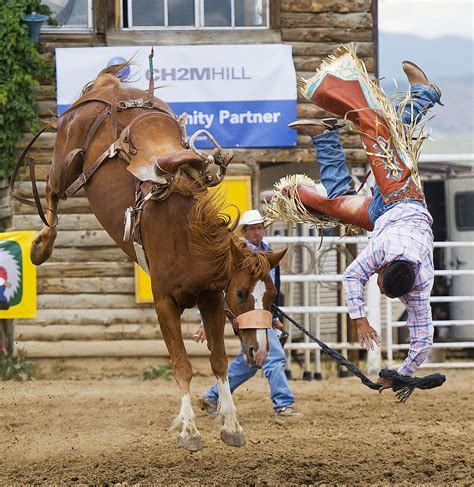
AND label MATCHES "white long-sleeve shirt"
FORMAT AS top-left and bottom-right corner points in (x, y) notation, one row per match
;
(343, 202), (434, 376)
